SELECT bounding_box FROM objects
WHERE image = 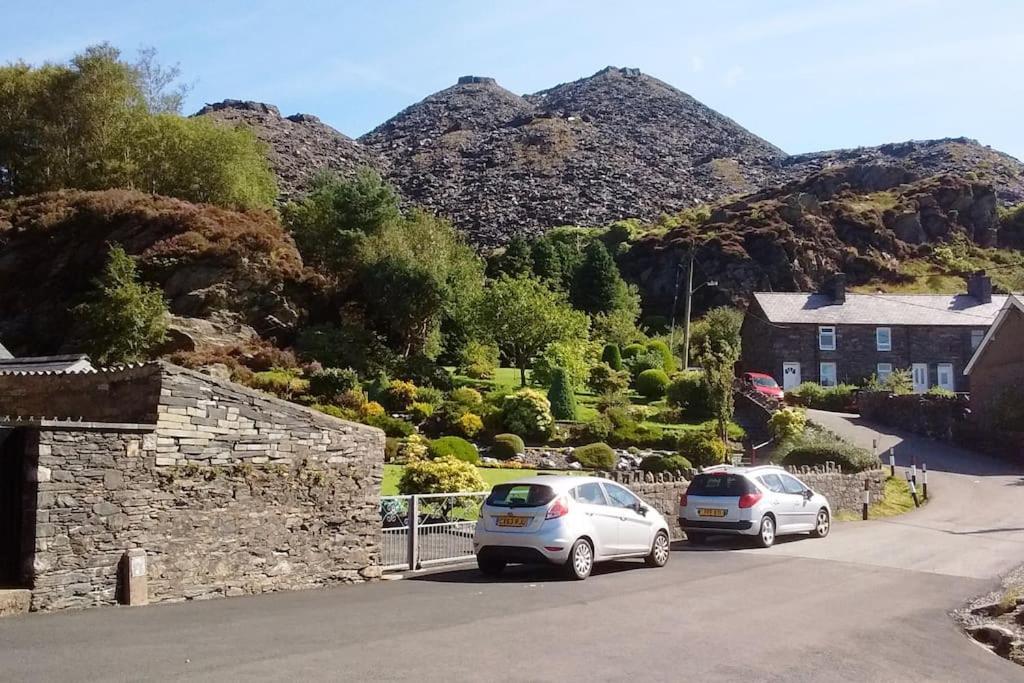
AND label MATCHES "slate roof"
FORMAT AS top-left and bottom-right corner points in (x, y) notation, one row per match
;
(0, 354), (94, 373)
(753, 292), (1010, 327)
